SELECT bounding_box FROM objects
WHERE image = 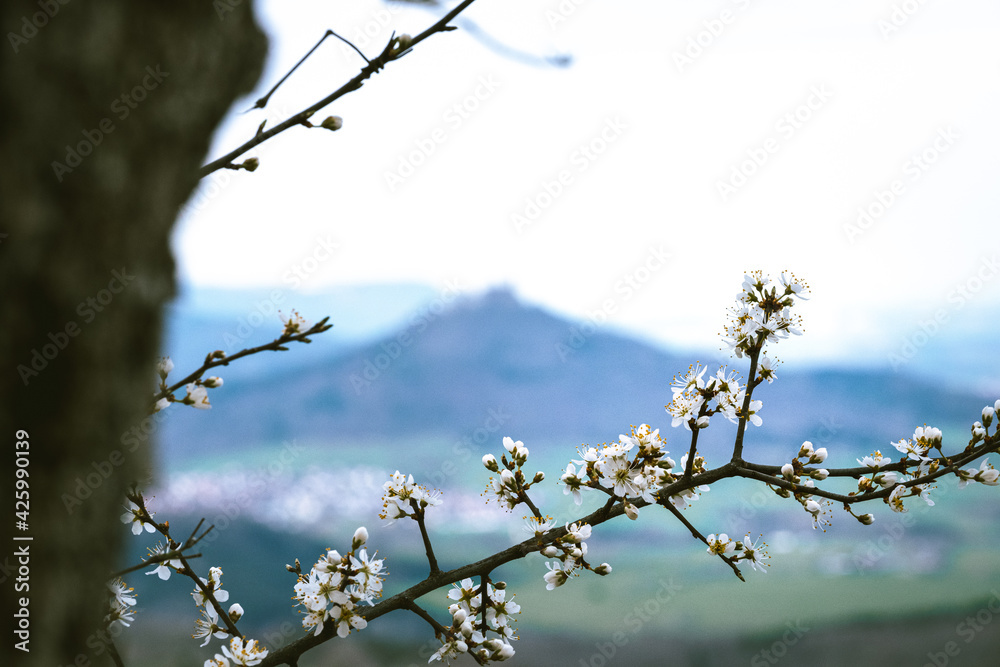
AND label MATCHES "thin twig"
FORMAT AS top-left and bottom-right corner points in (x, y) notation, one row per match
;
(661, 499), (745, 582)
(197, 0), (481, 178)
